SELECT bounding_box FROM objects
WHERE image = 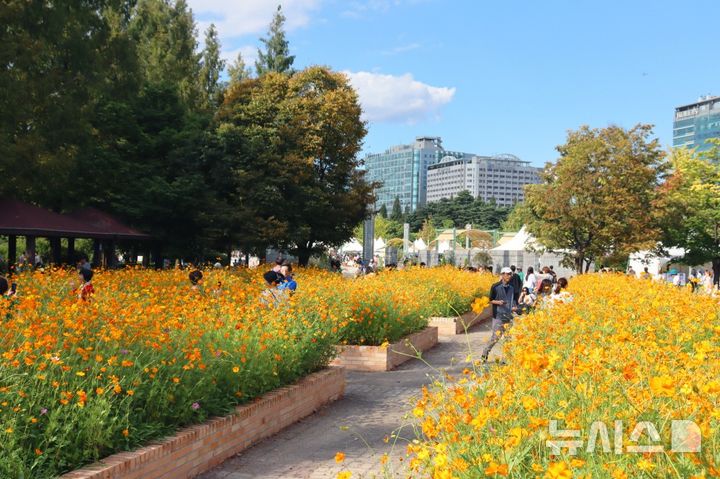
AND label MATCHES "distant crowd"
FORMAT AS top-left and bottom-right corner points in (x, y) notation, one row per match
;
(626, 265), (717, 295)
(482, 264), (571, 362)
